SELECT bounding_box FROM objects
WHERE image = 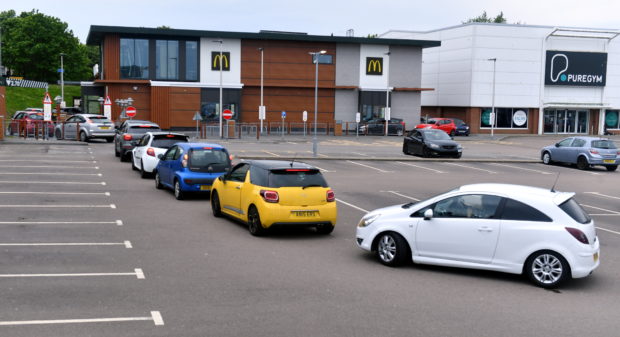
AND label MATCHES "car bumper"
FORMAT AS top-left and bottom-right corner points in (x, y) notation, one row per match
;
(588, 157), (619, 166)
(355, 226), (374, 251)
(429, 148), (462, 156)
(141, 156), (160, 173)
(178, 174), (223, 193)
(88, 131), (115, 138)
(571, 239), (600, 278)
(258, 202), (337, 228)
